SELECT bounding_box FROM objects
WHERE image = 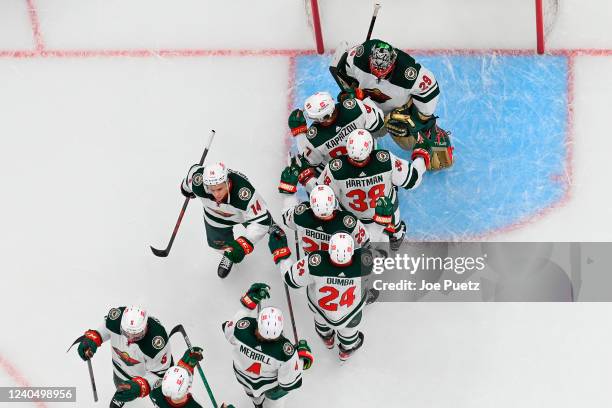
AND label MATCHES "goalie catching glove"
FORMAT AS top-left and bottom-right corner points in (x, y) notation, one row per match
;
(385, 102), (436, 138)
(267, 225), (291, 264)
